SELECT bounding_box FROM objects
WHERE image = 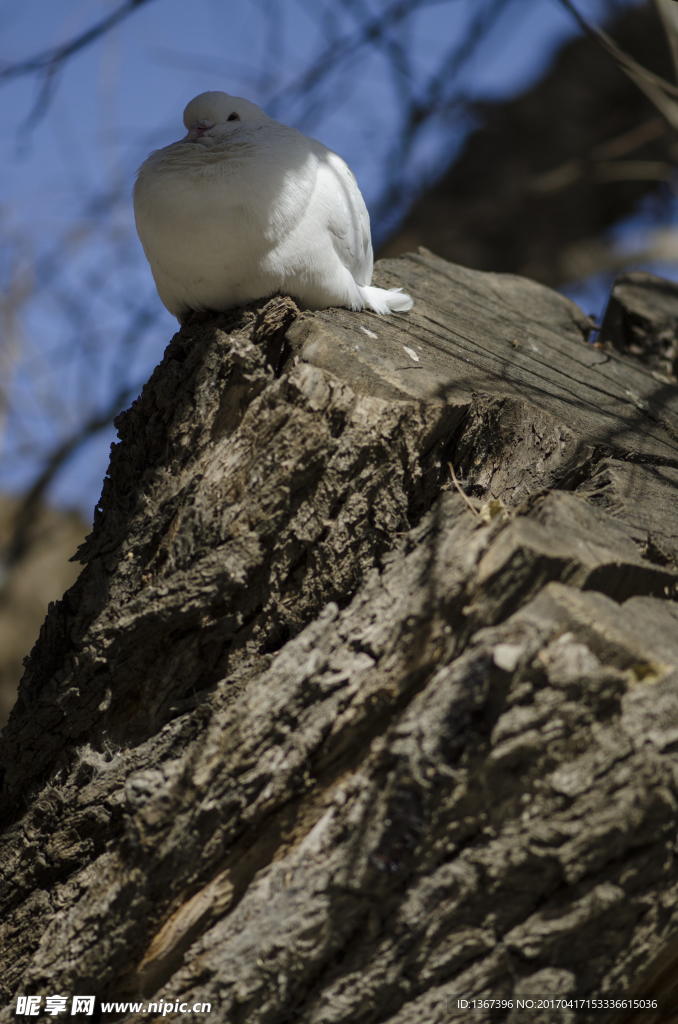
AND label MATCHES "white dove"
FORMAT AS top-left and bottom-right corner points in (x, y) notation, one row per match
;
(133, 91), (413, 319)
